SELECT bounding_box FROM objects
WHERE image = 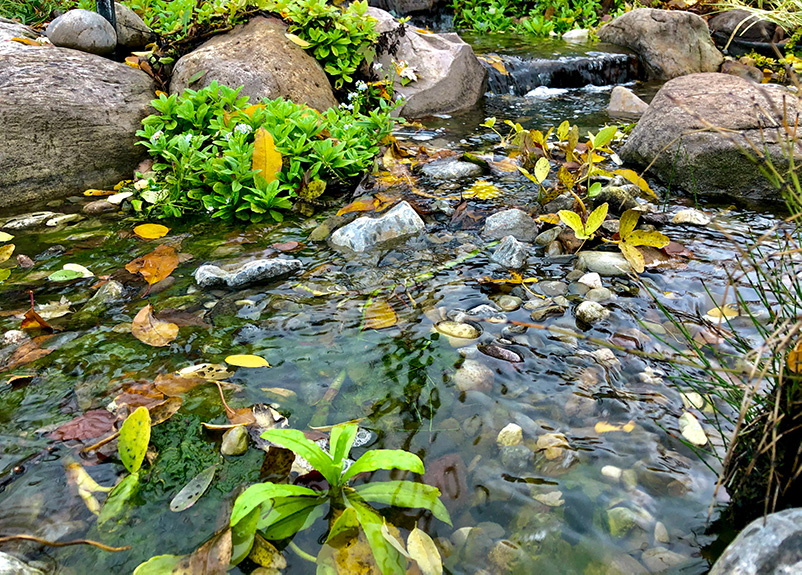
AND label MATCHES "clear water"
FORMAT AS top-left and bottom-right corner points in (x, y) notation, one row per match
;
(0, 36), (786, 575)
